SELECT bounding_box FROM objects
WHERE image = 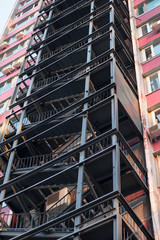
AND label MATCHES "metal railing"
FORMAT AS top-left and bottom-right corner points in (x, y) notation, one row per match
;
(25, 22), (111, 70)
(0, 193), (153, 240)
(117, 133), (147, 187)
(36, 0), (92, 29)
(29, 1), (112, 50)
(120, 202), (147, 240)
